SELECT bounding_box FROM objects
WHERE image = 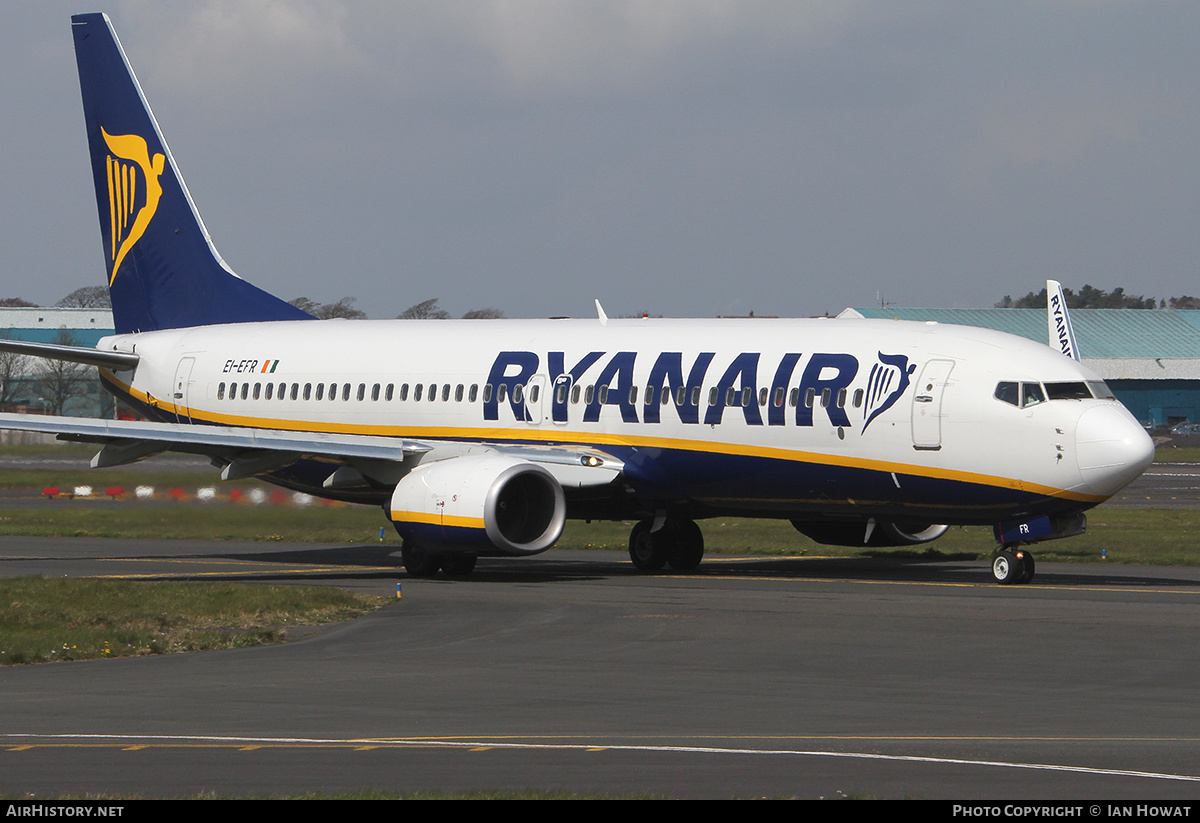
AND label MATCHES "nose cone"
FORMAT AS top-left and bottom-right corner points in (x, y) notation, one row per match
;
(1075, 404), (1155, 497)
